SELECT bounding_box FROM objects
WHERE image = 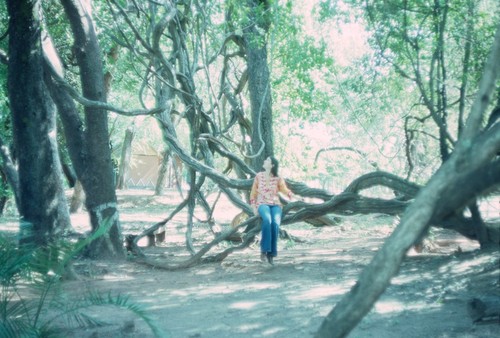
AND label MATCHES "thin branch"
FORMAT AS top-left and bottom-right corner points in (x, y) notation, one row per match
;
(314, 146), (378, 169)
(51, 73), (167, 116)
(461, 24), (500, 141)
